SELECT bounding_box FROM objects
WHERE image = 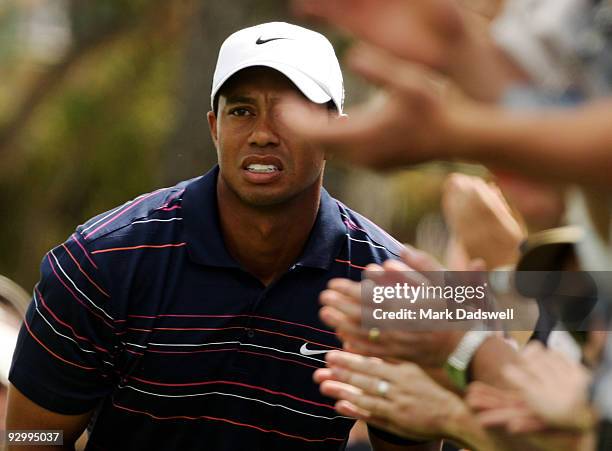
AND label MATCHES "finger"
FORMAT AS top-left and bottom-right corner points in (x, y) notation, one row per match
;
(327, 279), (362, 301)
(506, 416), (547, 434)
(320, 289), (362, 318)
(326, 351), (400, 383)
(465, 391), (519, 412)
(365, 268), (423, 290)
(320, 380), (363, 402)
(476, 408), (529, 429)
(340, 336), (400, 359)
(379, 258), (413, 272)
(328, 366), (400, 402)
(466, 382), (524, 413)
(468, 258), (487, 271)
(401, 246), (445, 272)
(347, 44), (442, 97)
(334, 399), (372, 420)
(280, 97), (377, 150)
(380, 260), (429, 285)
(467, 381), (520, 402)
(322, 381), (393, 419)
(330, 367), (391, 398)
(319, 306), (366, 339)
(313, 368), (334, 384)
